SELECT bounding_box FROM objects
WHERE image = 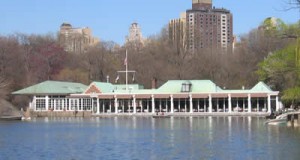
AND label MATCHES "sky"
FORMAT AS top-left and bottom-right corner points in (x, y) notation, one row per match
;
(0, 0), (299, 45)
